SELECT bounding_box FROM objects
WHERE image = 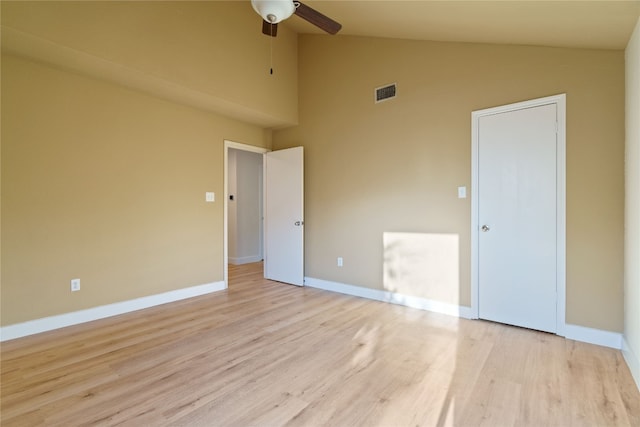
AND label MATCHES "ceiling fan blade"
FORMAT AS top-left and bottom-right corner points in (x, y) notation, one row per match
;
(262, 20), (278, 37)
(294, 1), (342, 35)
